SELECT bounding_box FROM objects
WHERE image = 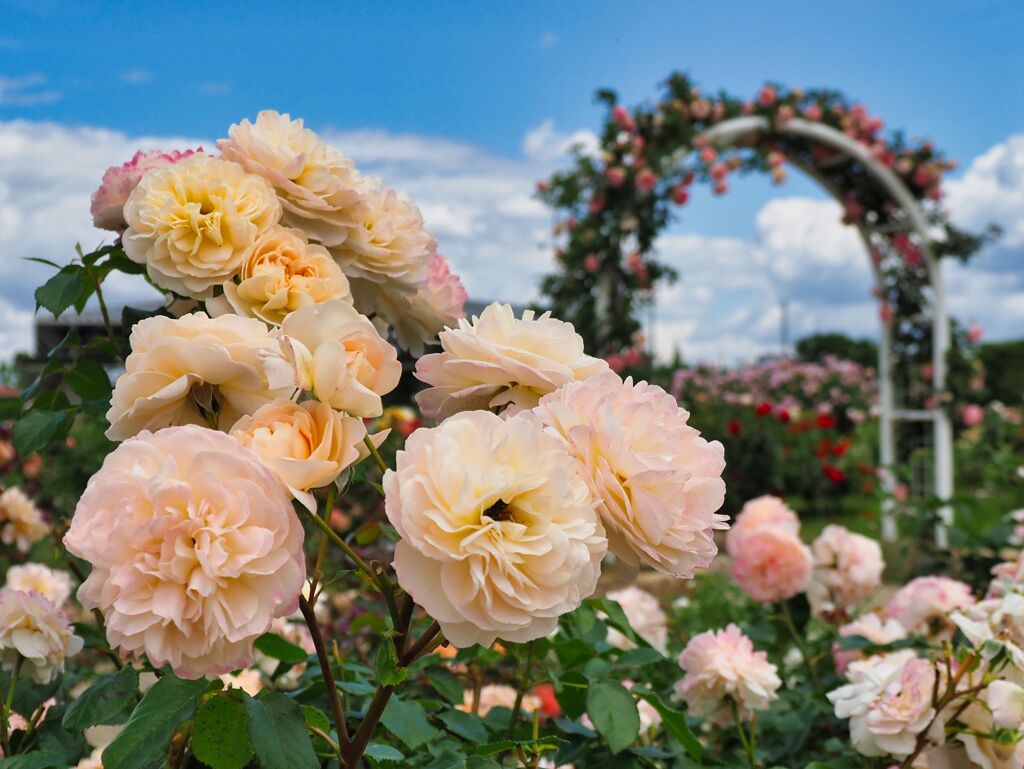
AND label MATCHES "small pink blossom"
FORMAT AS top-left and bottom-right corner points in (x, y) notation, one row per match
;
(758, 85), (778, 108)
(611, 105), (635, 131)
(967, 323), (983, 344)
(961, 403), (985, 427)
(583, 253), (601, 273)
(635, 168), (658, 192)
(604, 166), (627, 187)
(698, 147), (717, 164)
(91, 148), (203, 232)
(804, 103), (823, 121)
